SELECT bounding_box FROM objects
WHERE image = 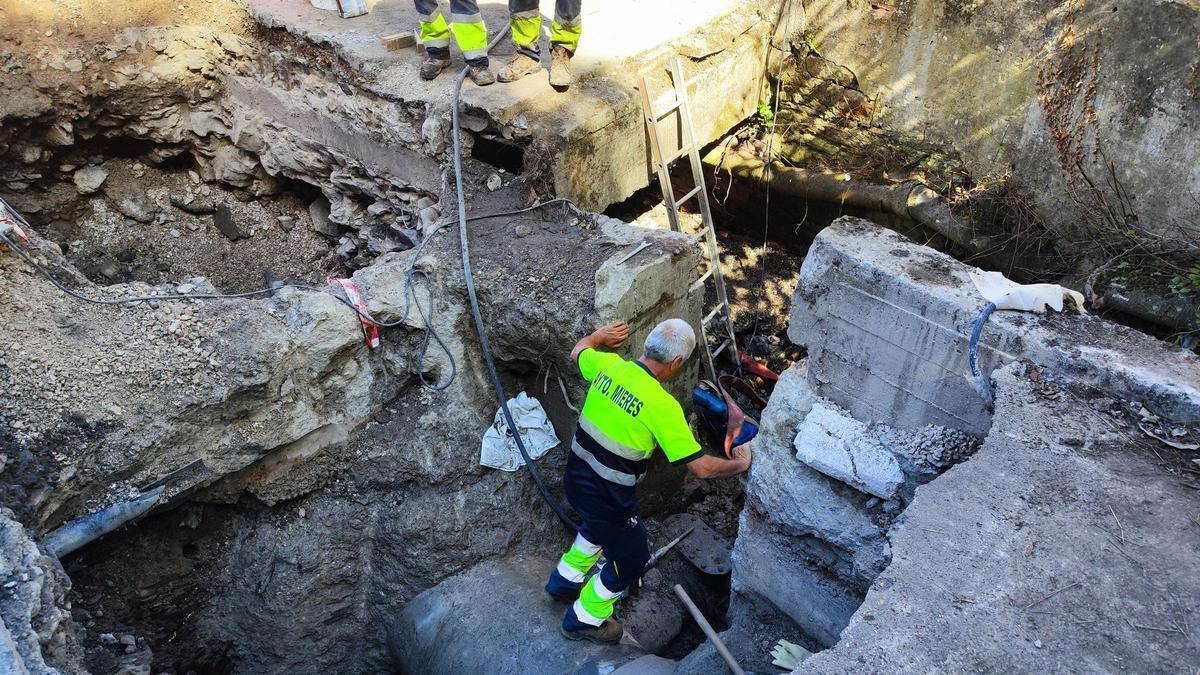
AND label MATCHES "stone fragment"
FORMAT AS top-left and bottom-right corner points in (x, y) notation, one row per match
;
(112, 195), (155, 223)
(308, 197), (340, 237)
(793, 400), (903, 499)
(45, 120), (74, 146)
(276, 215), (295, 231)
(170, 194), (215, 215)
(486, 173), (502, 191)
(212, 204), (243, 240)
(74, 165), (109, 194)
